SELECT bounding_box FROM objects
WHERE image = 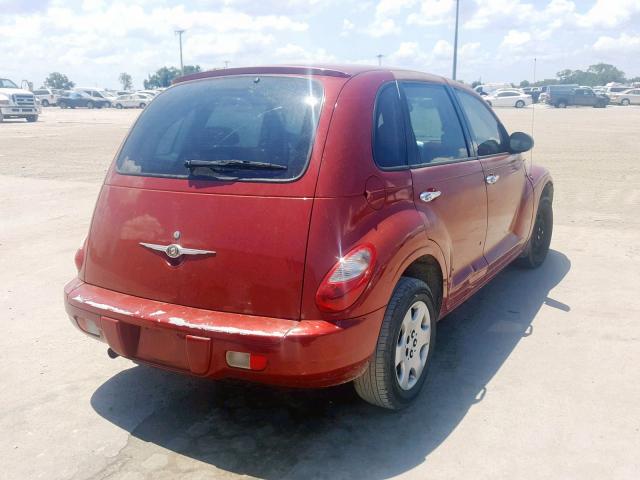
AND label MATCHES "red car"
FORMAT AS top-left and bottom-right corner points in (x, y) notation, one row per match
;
(64, 65), (553, 410)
